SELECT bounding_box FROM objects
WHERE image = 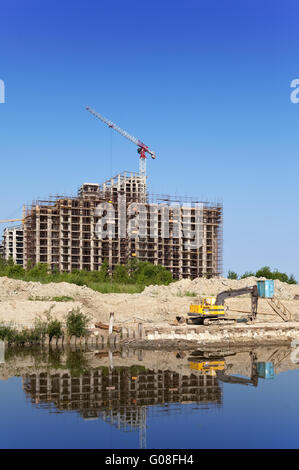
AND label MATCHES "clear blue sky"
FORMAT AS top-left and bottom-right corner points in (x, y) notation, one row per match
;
(0, 0), (298, 278)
